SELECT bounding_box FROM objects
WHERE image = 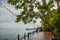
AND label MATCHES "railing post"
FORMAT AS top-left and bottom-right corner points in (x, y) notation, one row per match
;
(24, 33), (26, 40)
(18, 34), (20, 40)
(30, 32), (31, 36)
(28, 33), (30, 39)
(32, 31), (35, 35)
